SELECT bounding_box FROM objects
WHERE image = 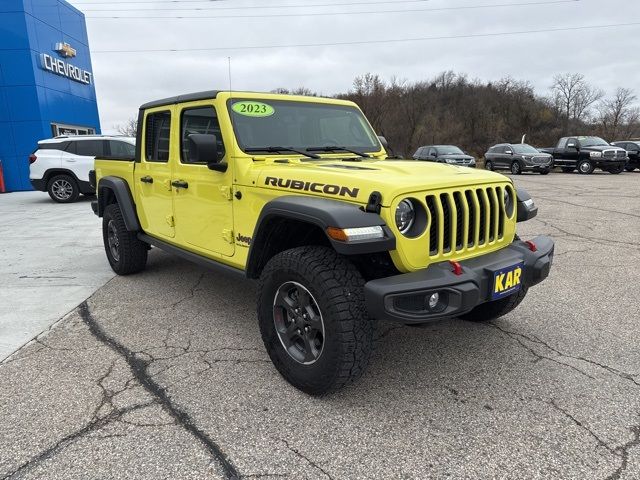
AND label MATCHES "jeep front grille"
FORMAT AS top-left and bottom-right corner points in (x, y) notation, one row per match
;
(425, 186), (510, 258)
